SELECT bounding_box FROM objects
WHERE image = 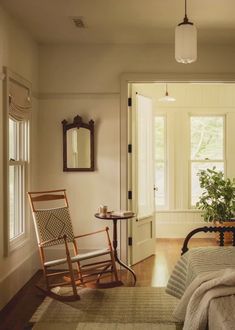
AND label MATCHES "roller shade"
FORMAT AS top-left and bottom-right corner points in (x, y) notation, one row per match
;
(9, 79), (31, 121)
